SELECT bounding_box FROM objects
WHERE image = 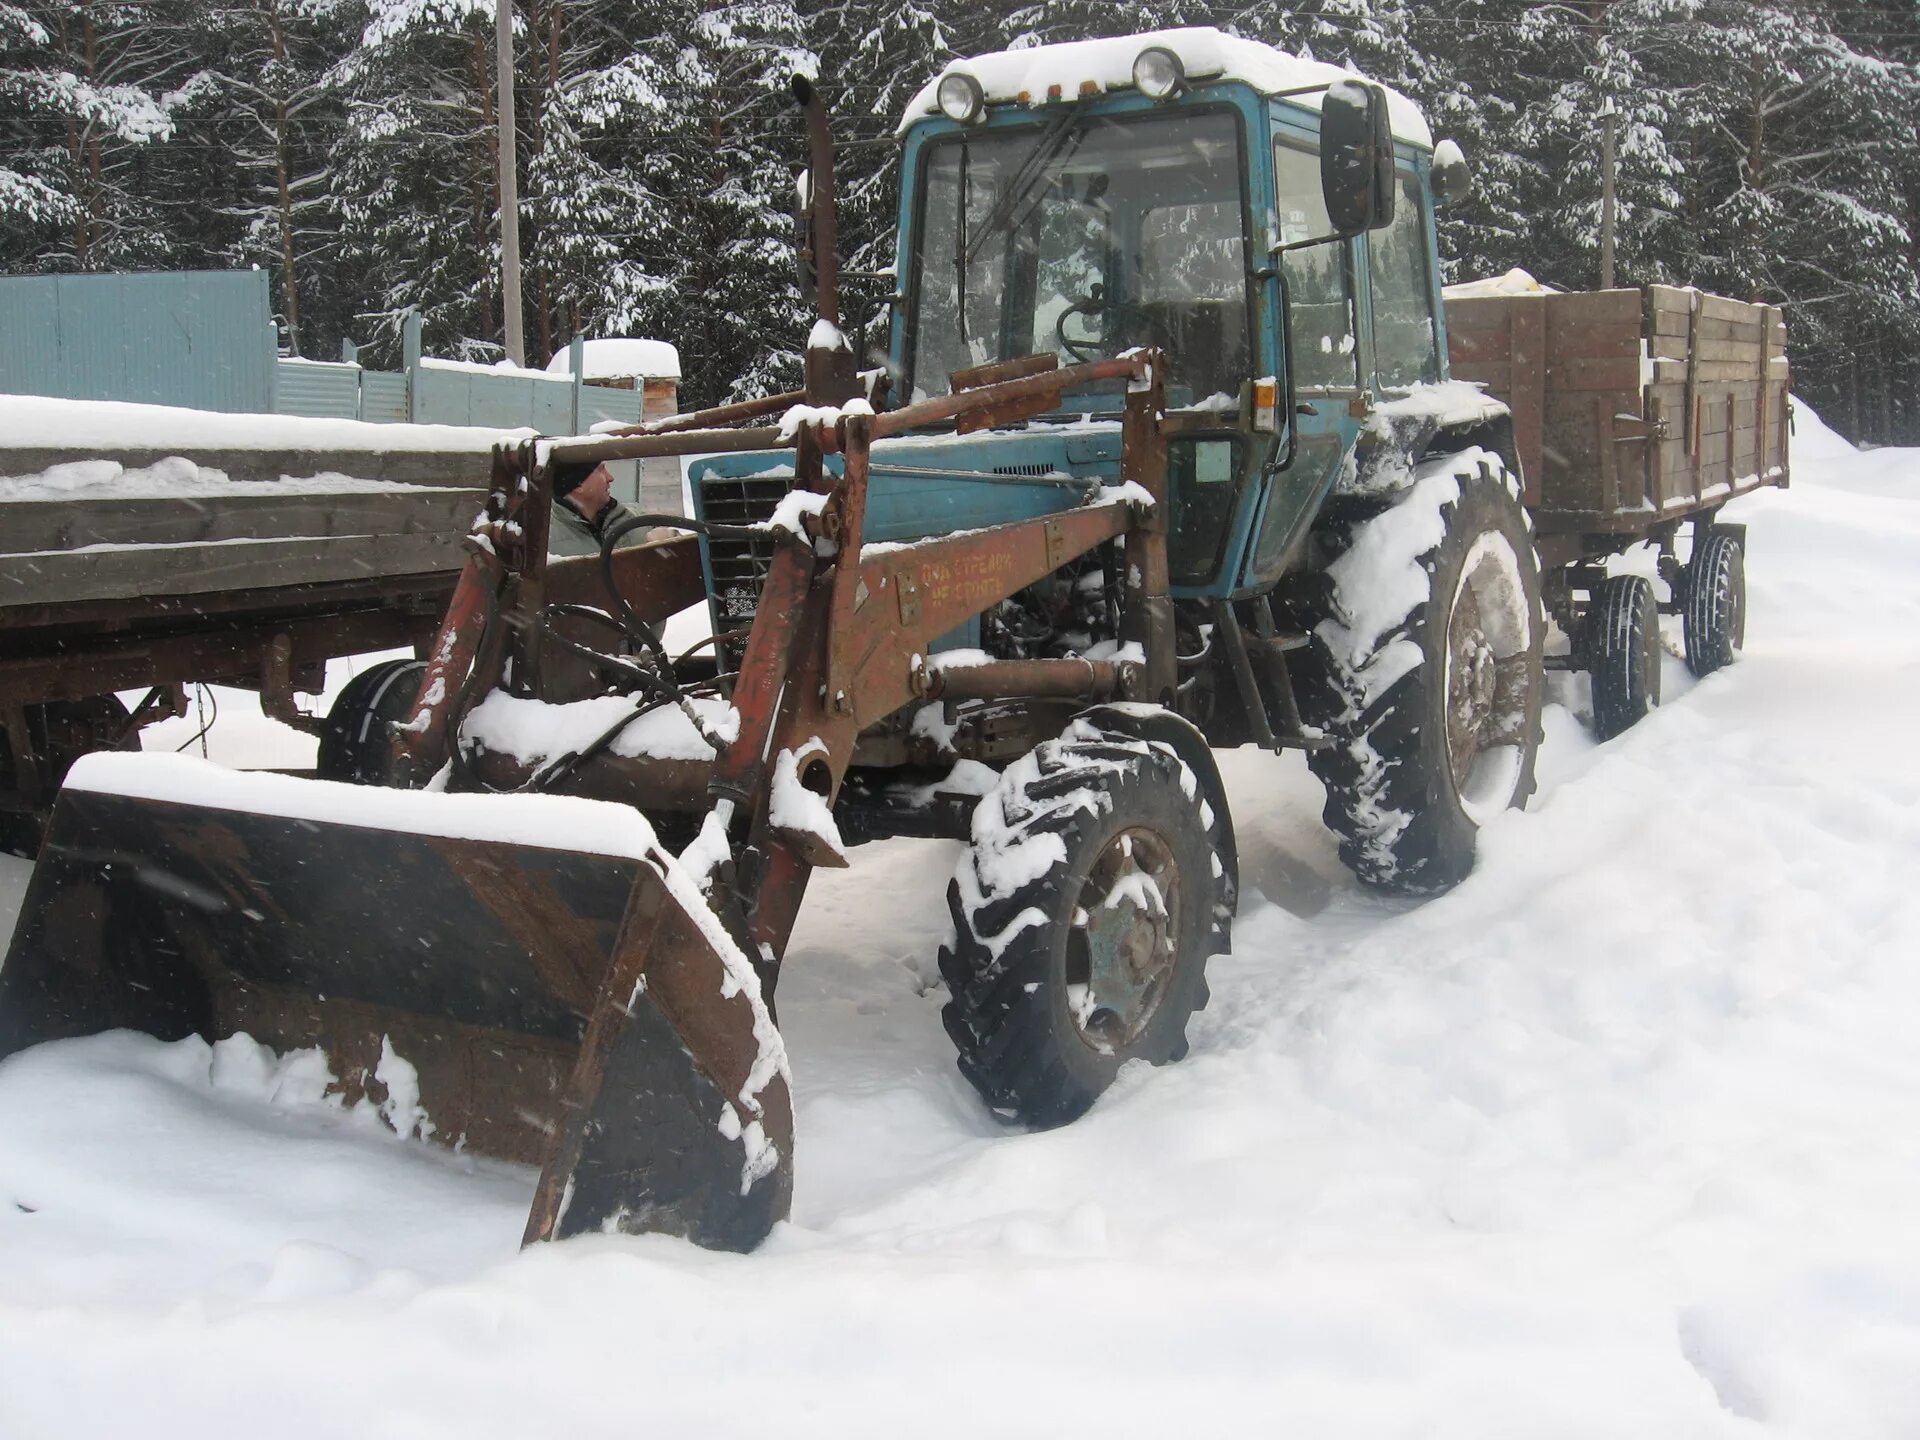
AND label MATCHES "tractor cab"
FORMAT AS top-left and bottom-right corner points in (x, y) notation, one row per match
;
(887, 28), (1466, 595)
